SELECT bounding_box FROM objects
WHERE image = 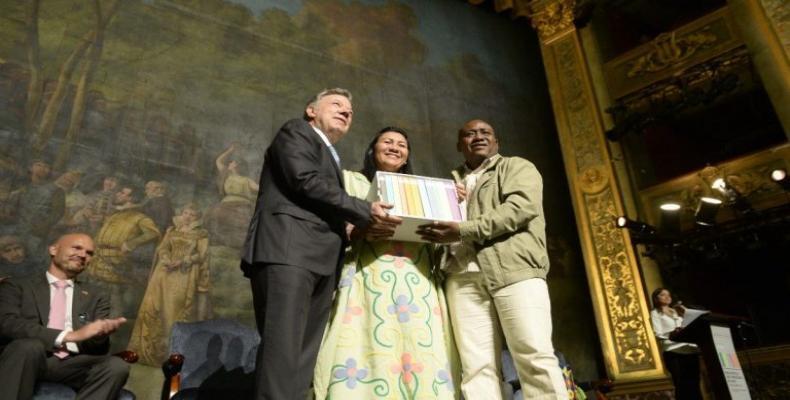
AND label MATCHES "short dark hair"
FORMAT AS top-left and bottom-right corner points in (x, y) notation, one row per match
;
(360, 126), (413, 181)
